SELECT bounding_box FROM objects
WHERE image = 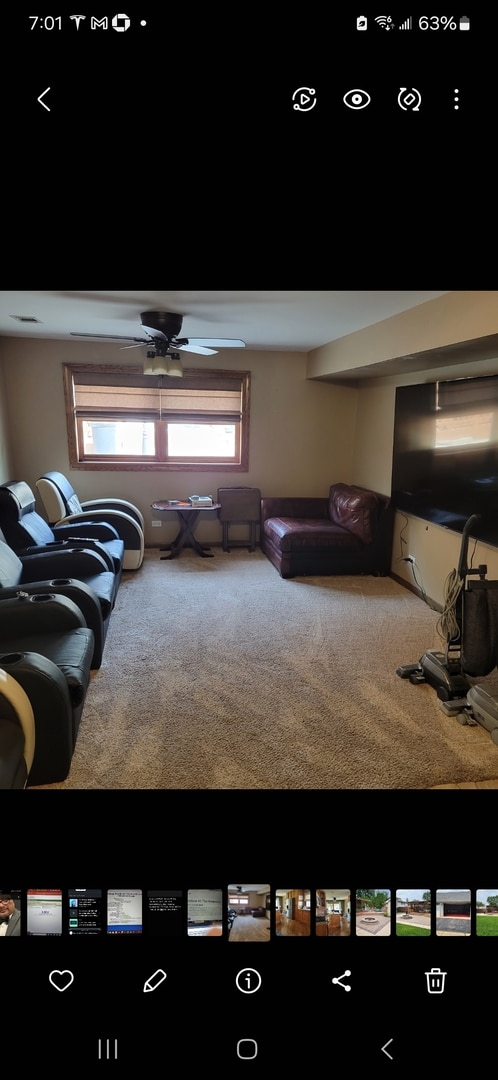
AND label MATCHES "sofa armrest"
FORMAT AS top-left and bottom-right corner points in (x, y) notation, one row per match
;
(260, 497), (329, 524)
